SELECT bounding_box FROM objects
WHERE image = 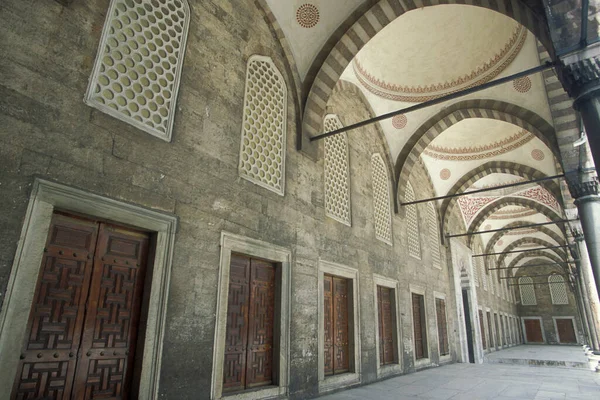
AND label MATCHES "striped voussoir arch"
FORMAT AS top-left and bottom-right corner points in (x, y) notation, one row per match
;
(395, 100), (560, 194)
(484, 221), (567, 256)
(440, 161), (562, 234)
(508, 250), (568, 274)
(301, 0), (554, 148)
(466, 197), (564, 247)
(497, 237), (568, 267)
(513, 258), (566, 278)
